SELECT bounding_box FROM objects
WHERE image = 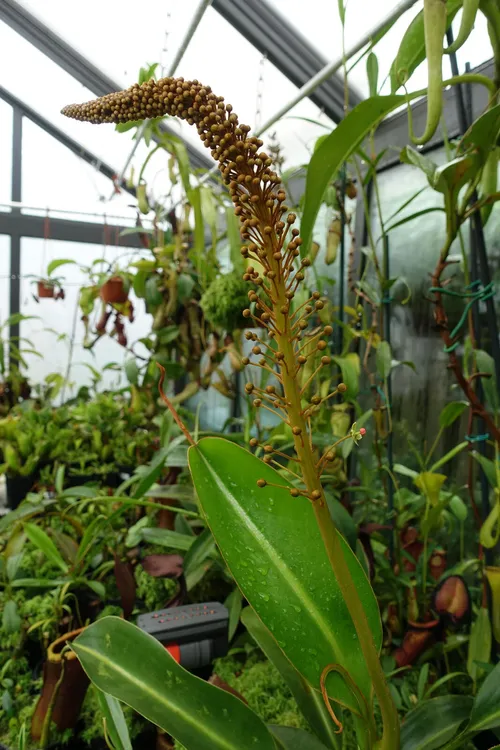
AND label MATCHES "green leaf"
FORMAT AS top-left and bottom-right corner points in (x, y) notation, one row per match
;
(188, 187), (205, 267)
(224, 588), (243, 642)
(337, 0), (345, 25)
(301, 95), (405, 254)
(0, 499), (56, 533)
(400, 695), (473, 750)
(132, 447), (169, 499)
(325, 494), (357, 550)
(24, 522), (69, 573)
(449, 495), (468, 523)
(376, 341), (392, 380)
(76, 516), (107, 568)
(389, 0), (462, 92)
(424, 672), (470, 699)
(393, 464), (418, 480)
(460, 103), (500, 164)
(61, 486), (99, 498)
(72, 617), (277, 750)
(439, 401), (469, 428)
(182, 528), (216, 577)
(242, 608), (341, 750)
(429, 442), (468, 473)
(468, 661), (500, 732)
(83, 579), (106, 599)
(417, 663), (429, 702)
(95, 689), (132, 750)
(366, 52), (379, 97)
(46, 259), (76, 277)
(2, 600), (21, 634)
(54, 465), (65, 495)
(124, 359), (140, 386)
(139, 527), (194, 552)
(11, 578), (69, 589)
(188, 438), (382, 712)
(475, 350), (498, 412)
(226, 207), (244, 274)
(173, 275), (192, 305)
(170, 138), (191, 196)
(132, 269), (148, 299)
(471, 451), (498, 488)
(467, 607), (492, 682)
(269, 725), (330, 750)
(400, 146), (438, 184)
(332, 353), (360, 400)
(145, 276), (163, 307)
